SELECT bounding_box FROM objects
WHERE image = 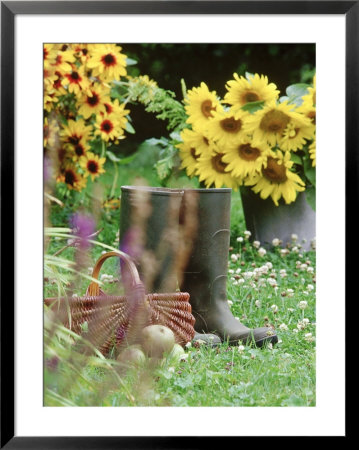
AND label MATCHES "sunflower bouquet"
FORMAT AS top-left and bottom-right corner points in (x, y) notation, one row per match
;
(177, 73), (316, 208)
(44, 43), (133, 194)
